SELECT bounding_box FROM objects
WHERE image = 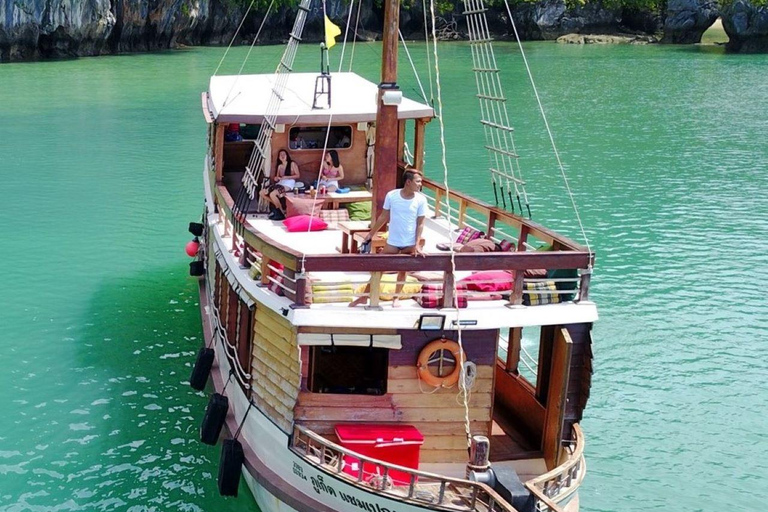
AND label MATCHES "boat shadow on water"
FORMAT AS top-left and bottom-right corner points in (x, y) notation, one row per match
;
(71, 265), (259, 511)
